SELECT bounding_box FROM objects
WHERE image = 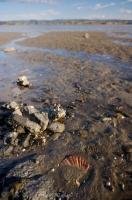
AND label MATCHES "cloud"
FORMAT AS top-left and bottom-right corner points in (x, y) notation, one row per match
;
(120, 8), (132, 19)
(76, 6), (83, 10)
(120, 8), (132, 14)
(121, 0), (132, 4)
(19, 0), (56, 3)
(94, 2), (116, 10)
(1, 9), (60, 20)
